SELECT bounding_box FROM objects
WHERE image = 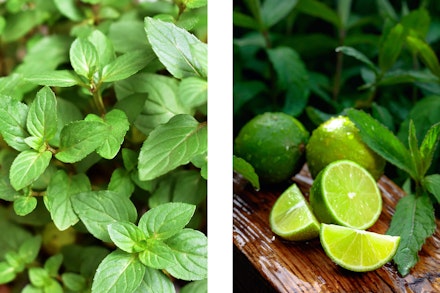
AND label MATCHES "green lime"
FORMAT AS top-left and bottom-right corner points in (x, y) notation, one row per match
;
(306, 116), (385, 180)
(269, 184), (320, 241)
(234, 112), (309, 184)
(309, 160), (382, 230)
(320, 224), (400, 272)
